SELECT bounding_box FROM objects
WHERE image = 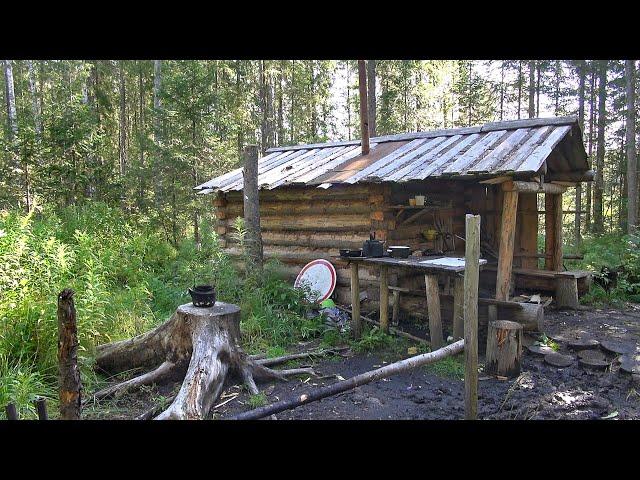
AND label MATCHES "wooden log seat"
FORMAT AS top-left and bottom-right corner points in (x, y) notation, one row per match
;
(483, 266), (592, 299)
(554, 271), (592, 309)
